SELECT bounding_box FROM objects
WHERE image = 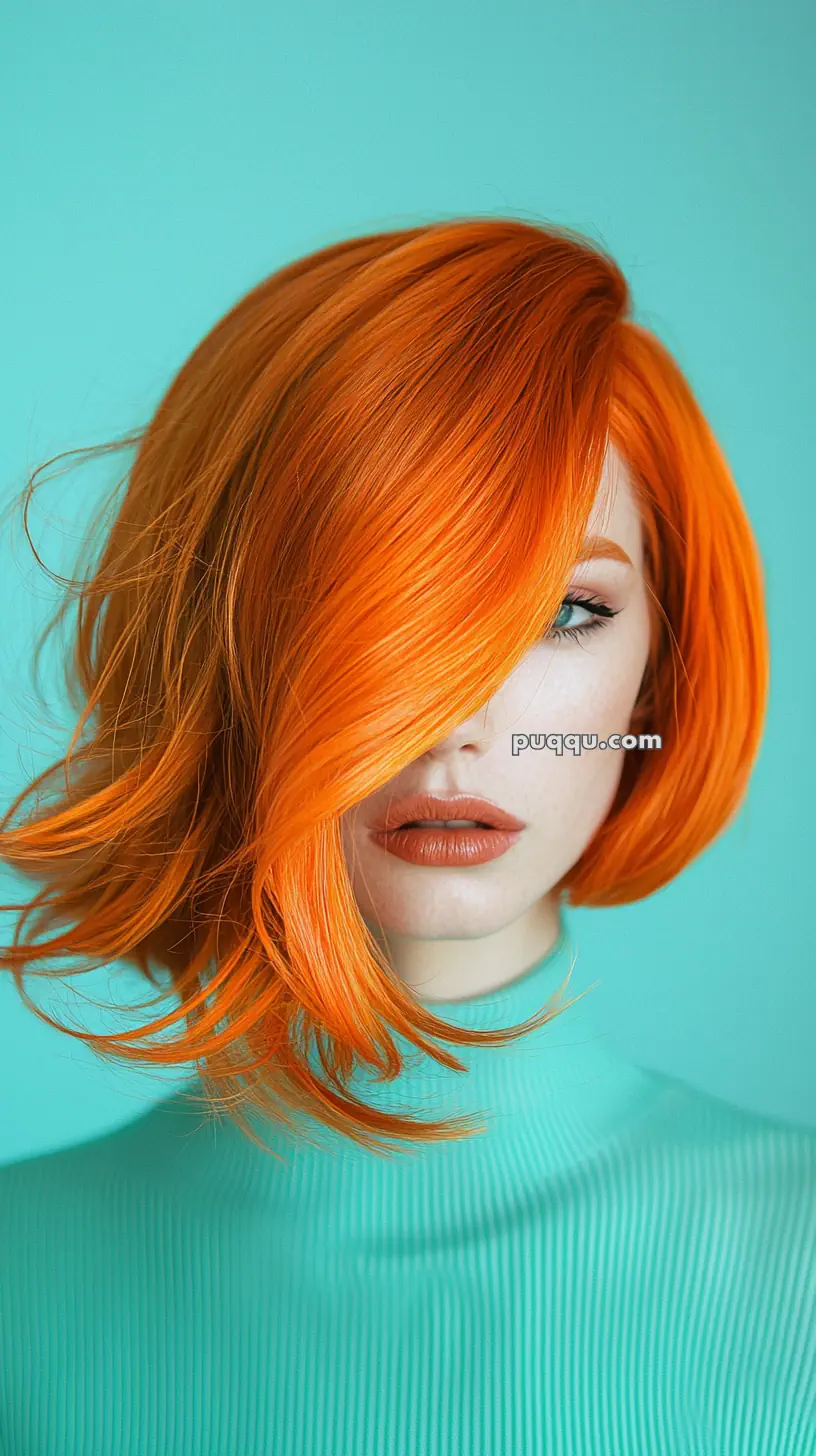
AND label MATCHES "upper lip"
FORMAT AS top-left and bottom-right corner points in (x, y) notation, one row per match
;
(372, 793), (526, 833)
